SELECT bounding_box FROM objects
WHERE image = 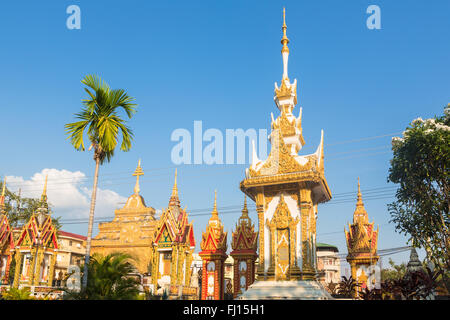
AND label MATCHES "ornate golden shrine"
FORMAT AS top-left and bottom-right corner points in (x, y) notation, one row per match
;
(13, 176), (58, 288)
(240, 9), (332, 282)
(0, 178), (14, 285)
(91, 160), (158, 275)
(199, 191), (228, 300)
(150, 169), (195, 295)
(230, 197), (257, 297)
(345, 178), (379, 295)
